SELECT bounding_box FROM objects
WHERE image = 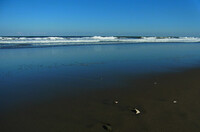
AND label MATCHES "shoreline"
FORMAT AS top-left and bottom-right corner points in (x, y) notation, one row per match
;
(1, 68), (200, 131)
